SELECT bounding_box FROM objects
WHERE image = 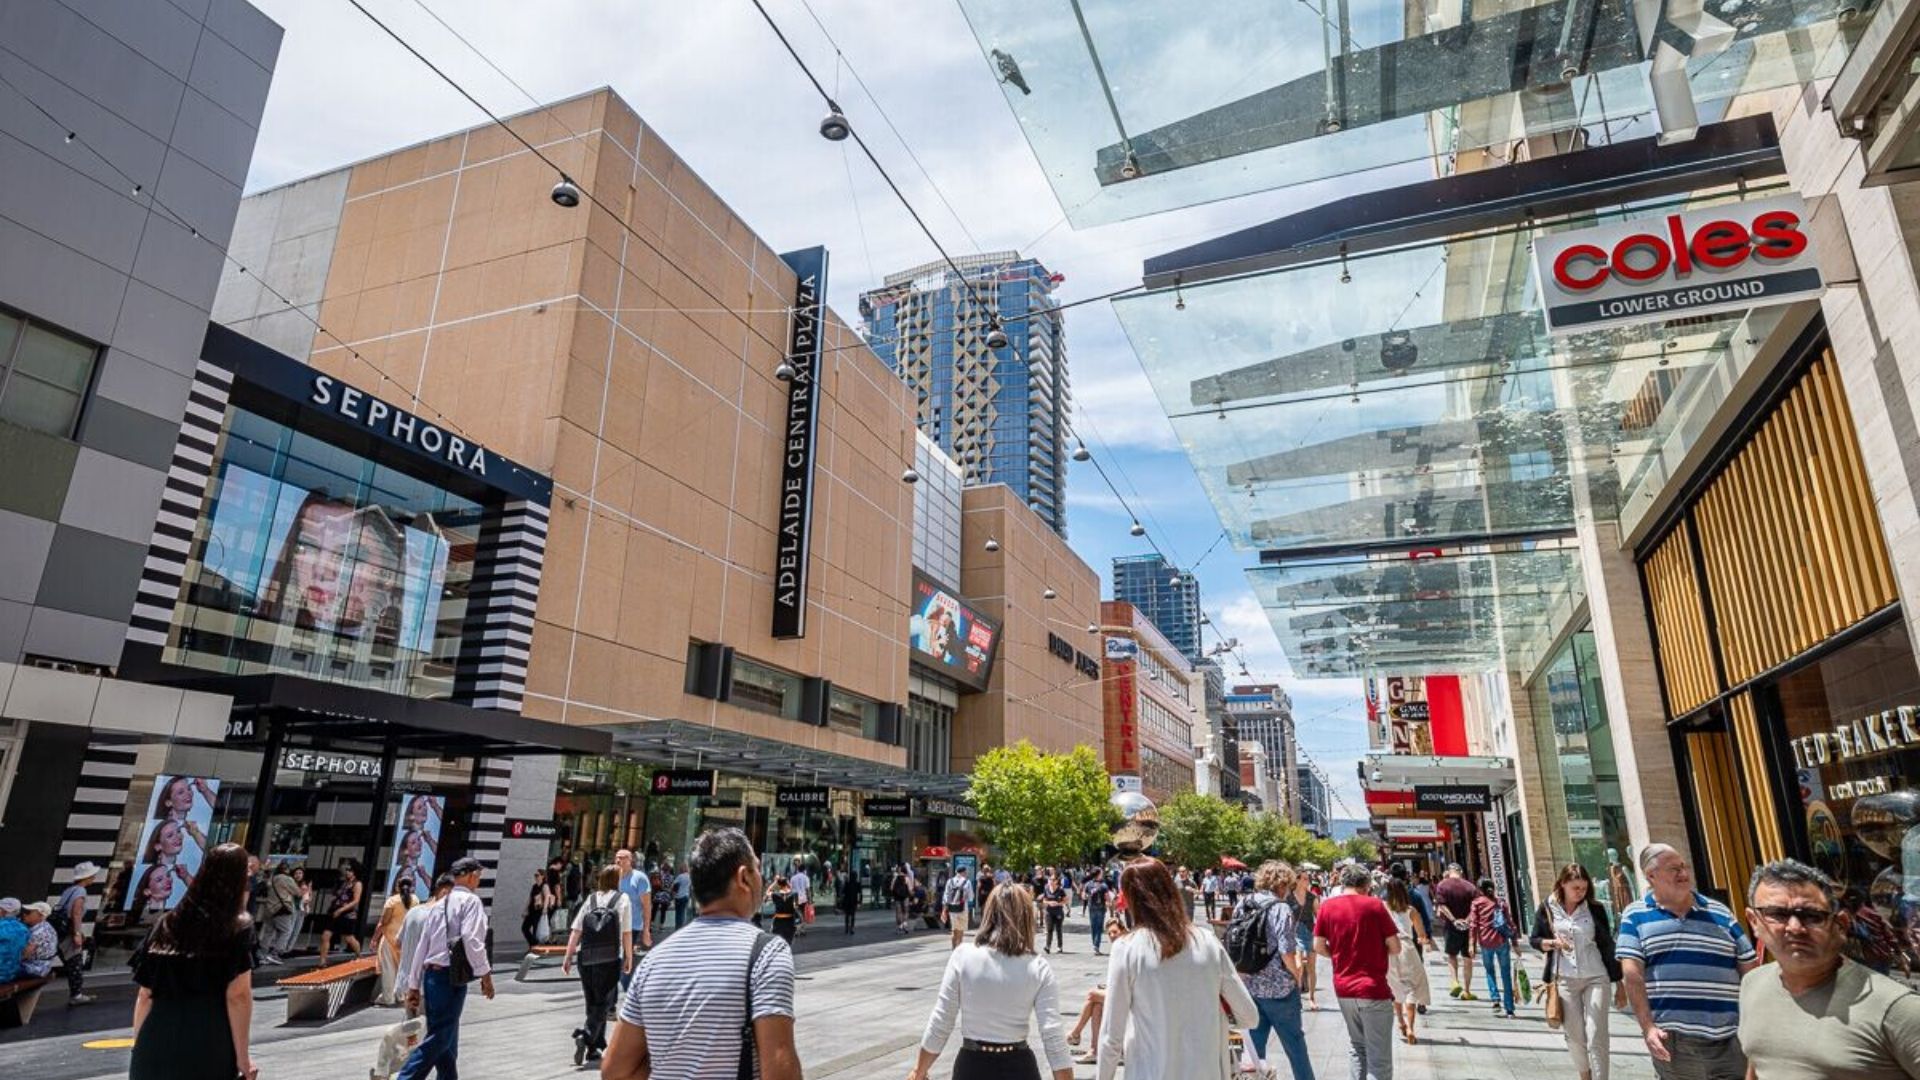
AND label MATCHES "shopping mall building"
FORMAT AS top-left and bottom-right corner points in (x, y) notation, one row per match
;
(0, 70), (1102, 947)
(958, 0), (1920, 925)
